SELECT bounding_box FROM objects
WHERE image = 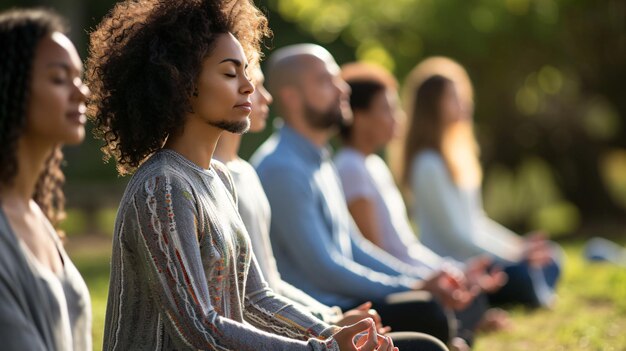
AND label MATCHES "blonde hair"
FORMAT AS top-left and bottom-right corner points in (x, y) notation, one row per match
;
(396, 57), (482, 189)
